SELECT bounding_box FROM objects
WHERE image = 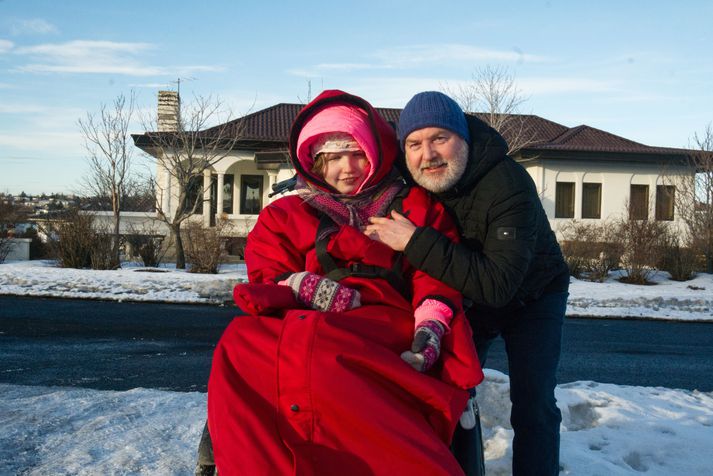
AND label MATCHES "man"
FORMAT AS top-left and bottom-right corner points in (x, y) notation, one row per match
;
(365, 91), (569, 476)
